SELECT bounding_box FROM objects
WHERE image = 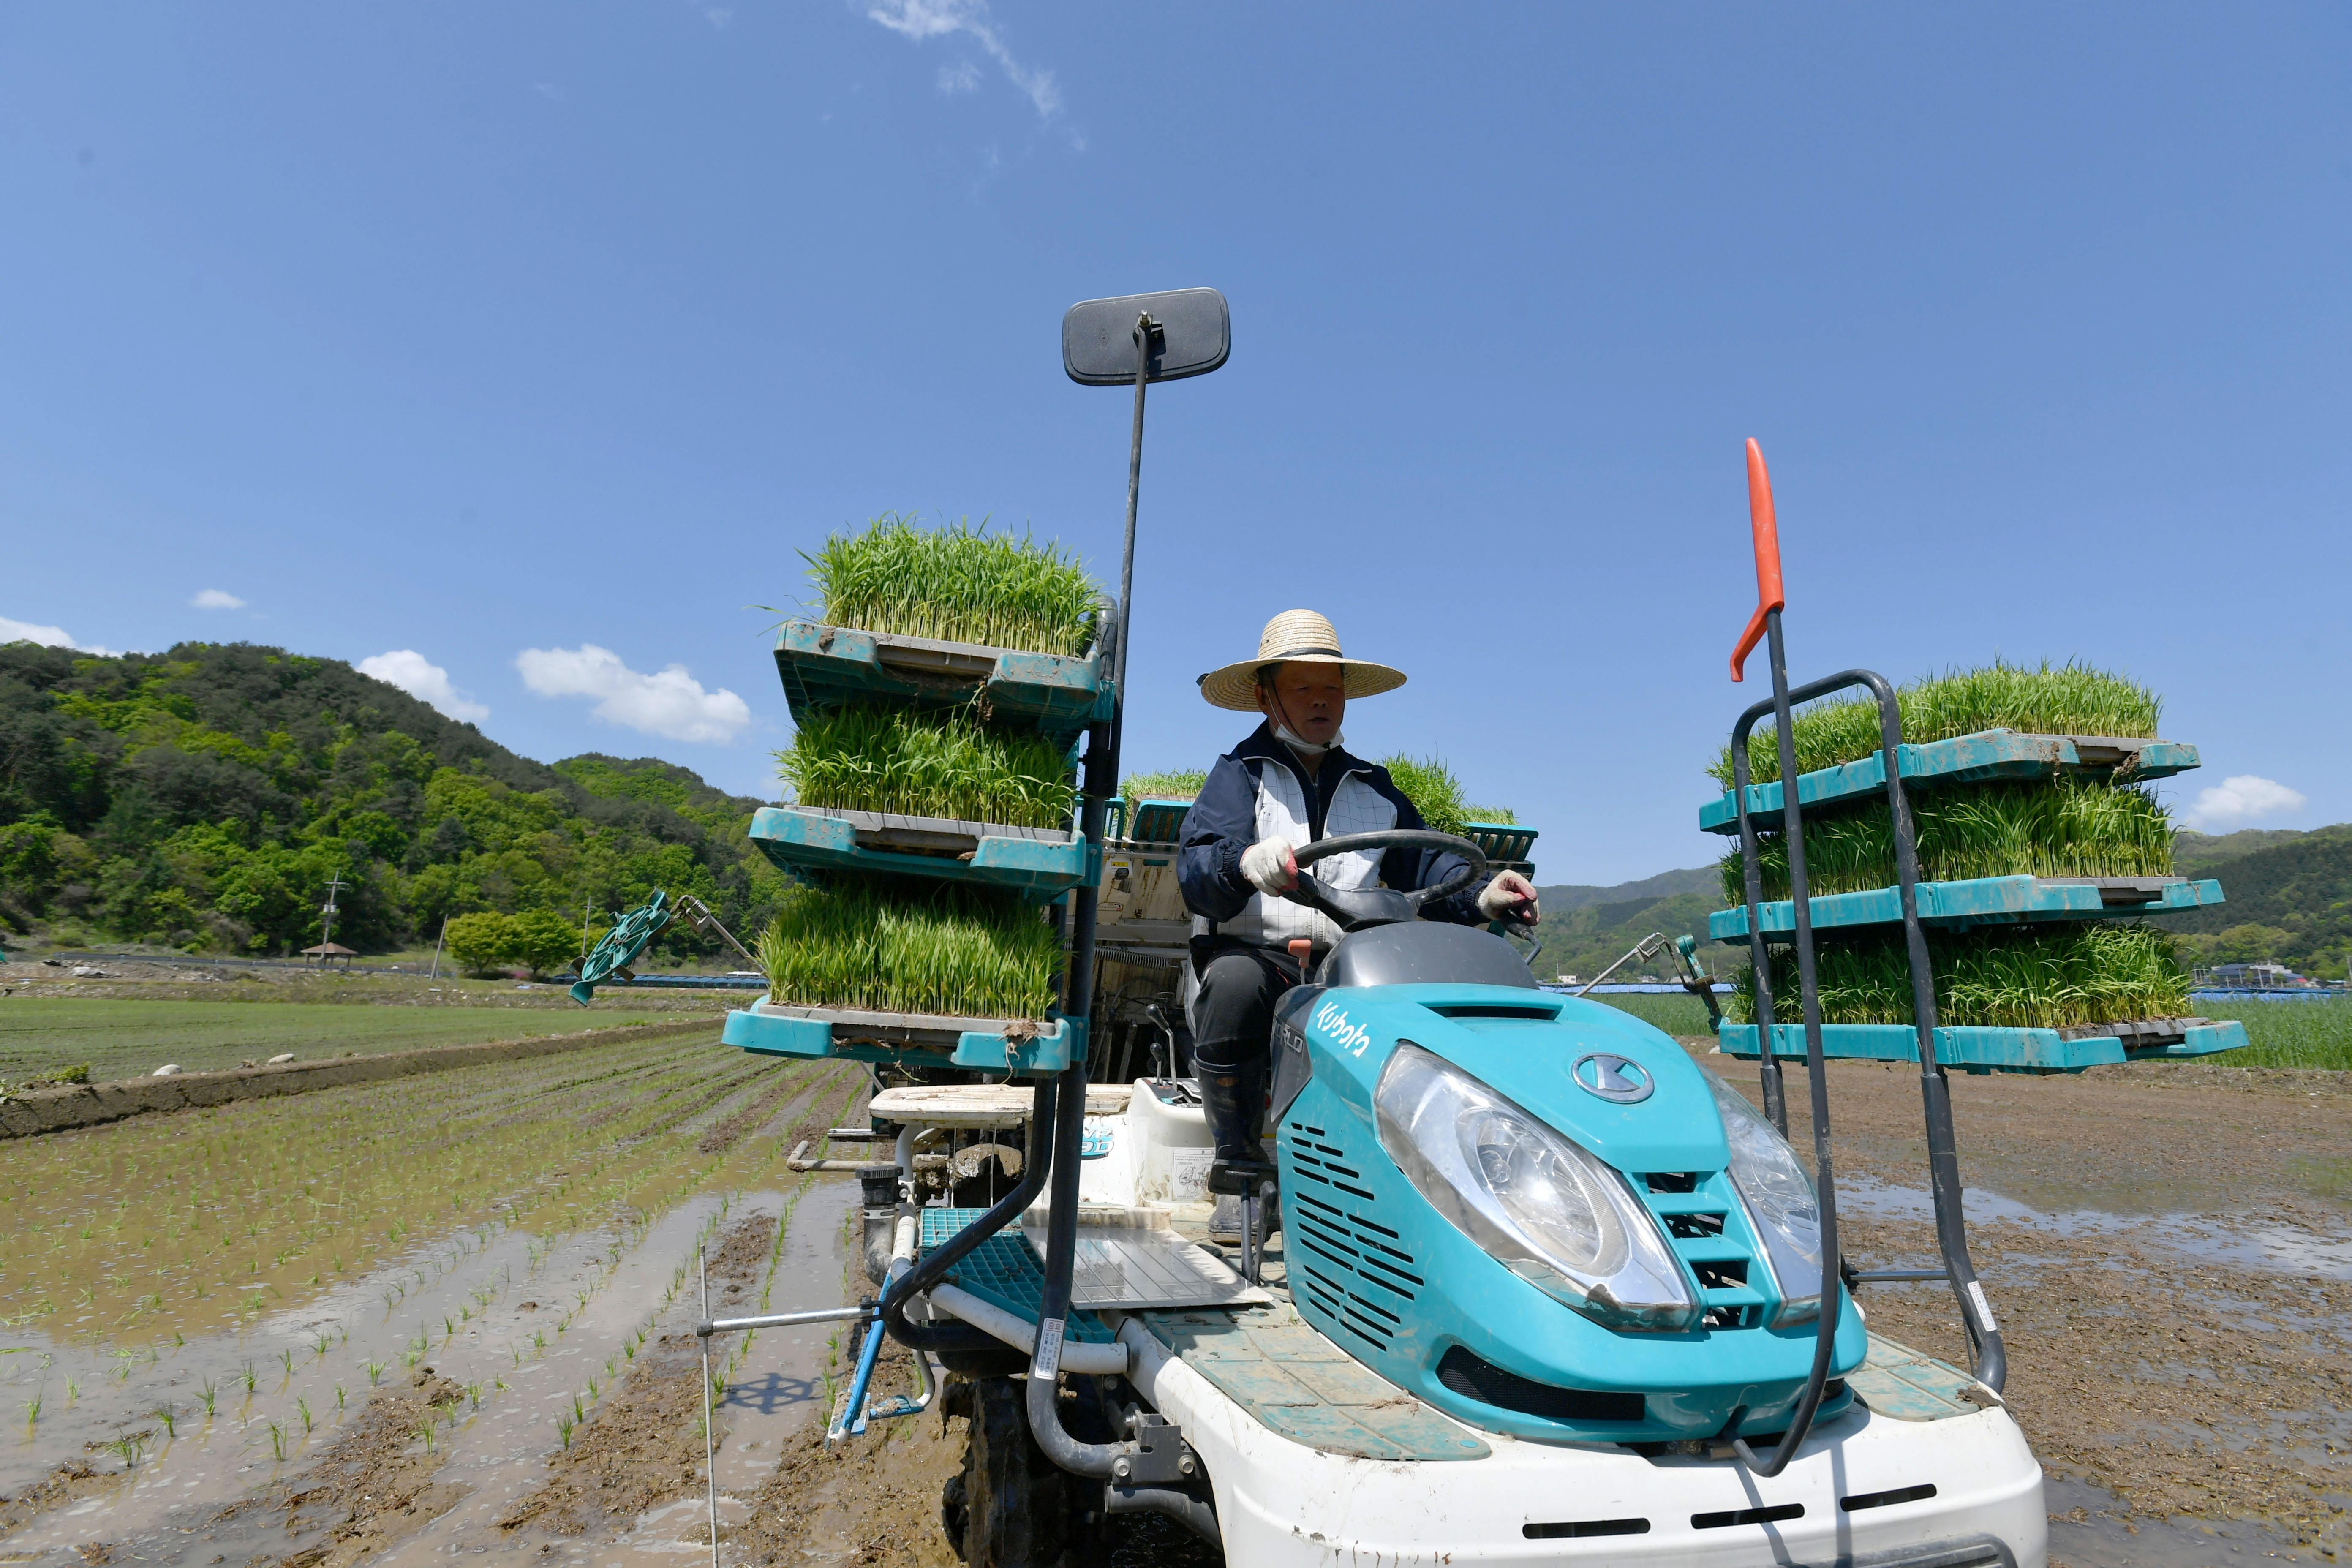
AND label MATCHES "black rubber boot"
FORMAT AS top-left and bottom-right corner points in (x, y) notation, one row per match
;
(1198, 1058), (1269, 1166)
(1200, 1061), (1275, 1247)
